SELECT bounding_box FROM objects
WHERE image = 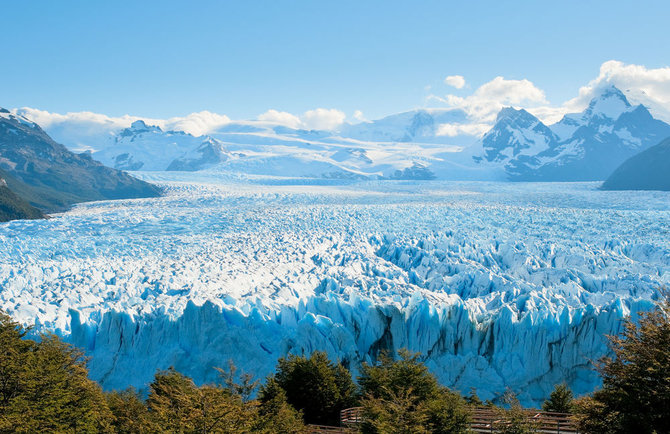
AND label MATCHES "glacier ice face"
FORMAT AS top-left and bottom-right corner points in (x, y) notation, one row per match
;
(1, 177), (668, 406)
